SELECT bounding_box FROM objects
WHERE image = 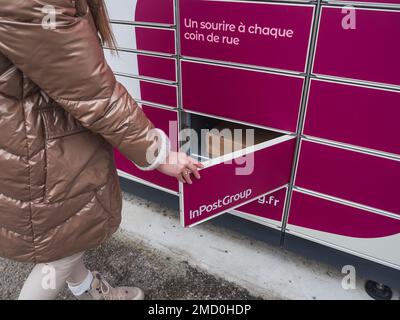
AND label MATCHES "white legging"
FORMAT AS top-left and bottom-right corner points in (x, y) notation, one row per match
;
(19, 252), (89, 300)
